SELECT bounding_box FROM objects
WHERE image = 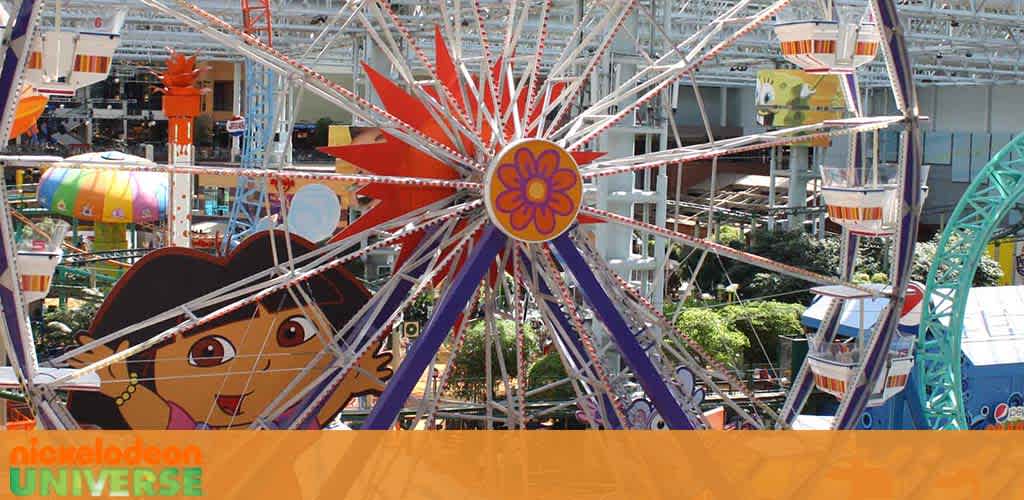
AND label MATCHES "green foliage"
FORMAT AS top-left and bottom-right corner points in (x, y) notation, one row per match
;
(526, 352), (576, 401)
(911, 234), (1003, 287)
(670, 307), (748, 367)
(719, 301), (804, 365)
(404, 290), (436, 325)
(671, 228), (1004, 304)
(448, 319), (540, 401)
(38, 304), (97, 357)
(717, 225), (745, 246)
